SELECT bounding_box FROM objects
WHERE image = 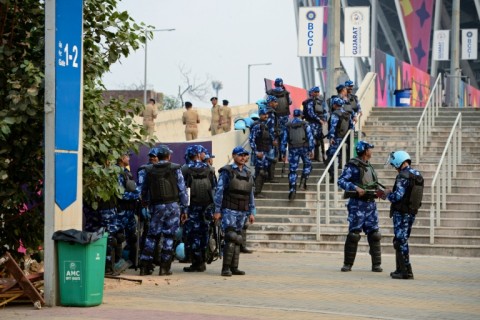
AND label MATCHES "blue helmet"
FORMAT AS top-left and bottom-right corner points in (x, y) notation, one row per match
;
(258, 107), (267, 115)
(336, 84), (346, 92)
(148, 148), (159, 157)
(345, 80), (354, 87)
(175, 243), (186, 261)
(309, 86), (320, 96)
(249, 109), (260, 120)
(332, 97), (345, 106)
(274, 78), (283, 87)
(355, 140), (374, 155)
(256, 99), (267, 109)
(266, 95), (277, 104)
(293, 109), (303, 117)
(389, 151), (411, 169)
(234, 118), (247, 130)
